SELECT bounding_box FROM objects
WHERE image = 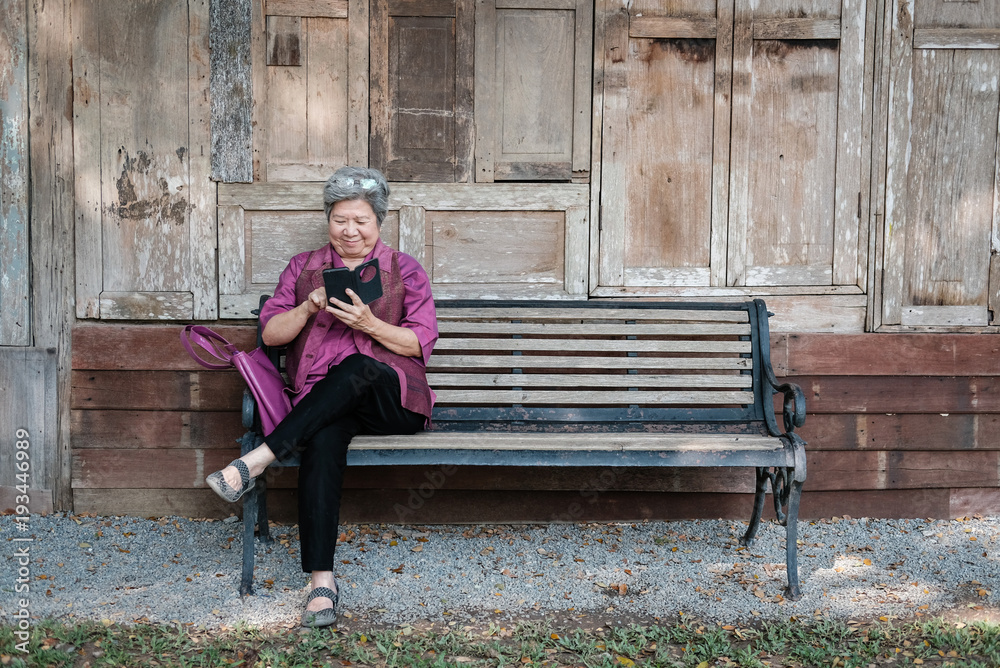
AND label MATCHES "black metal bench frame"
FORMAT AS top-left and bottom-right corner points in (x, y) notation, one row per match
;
(236, 298), (807, 599)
